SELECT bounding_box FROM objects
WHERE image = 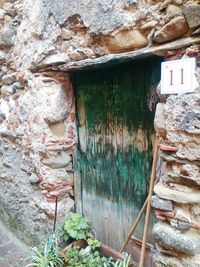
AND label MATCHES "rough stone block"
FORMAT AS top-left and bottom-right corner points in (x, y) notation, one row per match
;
(153, 16), (189, 43)
(0, 50), (6, 63)
(36, 197), (74, 217)
(166, 4), (183, 20)
(61, 28), (73, 40)
(176, 221), (191, 233)
(180, 108), (200, 134)
(0, 26), (15, 48)
(49, 121), (66, 137)
(41, 151), (71, 169)
(29, 173), (40, 184)
(182, 4), (200, 30)
(154, 182), (200, 204)
(0, 0), (5, 8)
(163, 94), (200, 160)
(151, 195), (173, 211)
(140, 20), (158, 30)
(173, 0), (182, 4)
(2, 2), (13, 11)
(154, 252), (200, 267)
(159, 0), (173, 11)
(162, 162), (200, 185)
(0, 8), (5, 20)
(1, 73), (16, 85)
(154, 103), (167, 138)
(176, 144), (200, 162)
(0, 85), (11, 96)
(175, 206), (192, 223)
(165, 94), (200, 132)
(105, 29), (148, 52)
(40, 53), (68, 67)
(153, 221), (200, 256)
